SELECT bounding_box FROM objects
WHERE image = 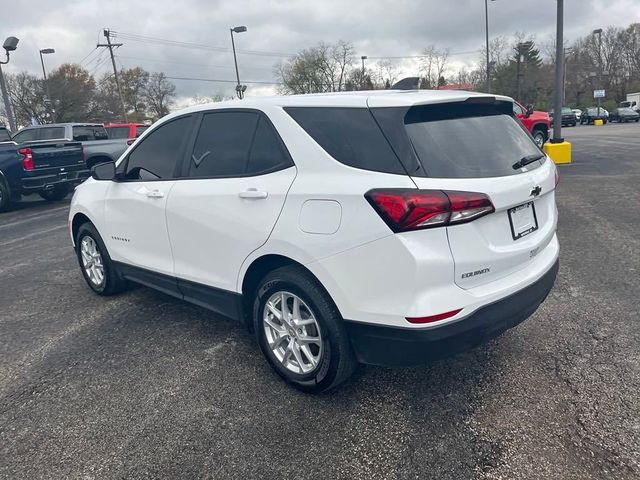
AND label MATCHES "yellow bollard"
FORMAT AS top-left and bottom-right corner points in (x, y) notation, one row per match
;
(544, 140), (572, 164)
(594, 119), (604, 126)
